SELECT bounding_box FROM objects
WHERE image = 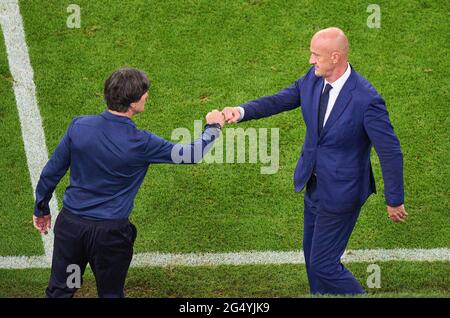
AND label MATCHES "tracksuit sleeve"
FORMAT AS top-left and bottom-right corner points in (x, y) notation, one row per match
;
(34, 120), (74, 216)
(144, 125), (221, 164)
